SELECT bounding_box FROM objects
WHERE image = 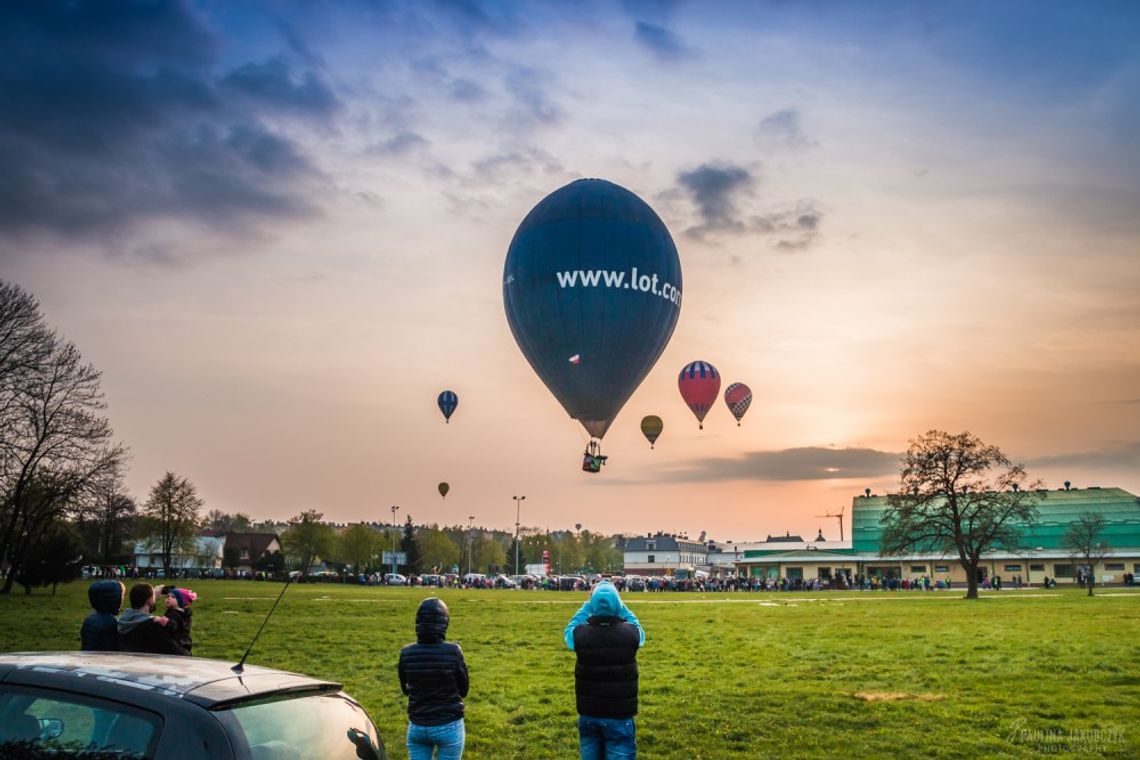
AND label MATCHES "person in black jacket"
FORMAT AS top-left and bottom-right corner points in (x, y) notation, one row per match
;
(397, 597), (469, 760)
(80, 580), (125, 651)
(117, 583), (184, 655)
(564, 581), (645, 760)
